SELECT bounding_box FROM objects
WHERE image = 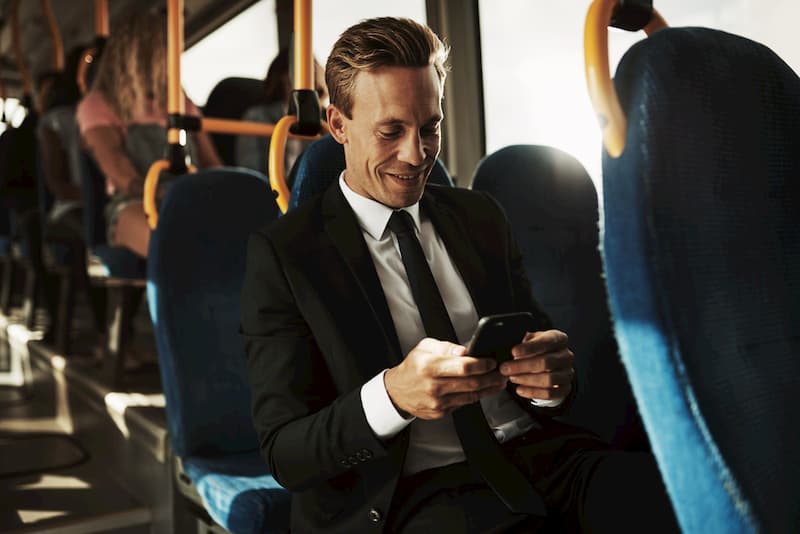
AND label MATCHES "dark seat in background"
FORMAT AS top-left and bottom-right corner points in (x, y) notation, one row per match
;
(288, 133), (453, 211)
(471, 145), (646, 449)
(79, 152), (146, 384)
(147, 168), (288, 534)
(202, 77), (263, 166)
(601, 27), (800, 532)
